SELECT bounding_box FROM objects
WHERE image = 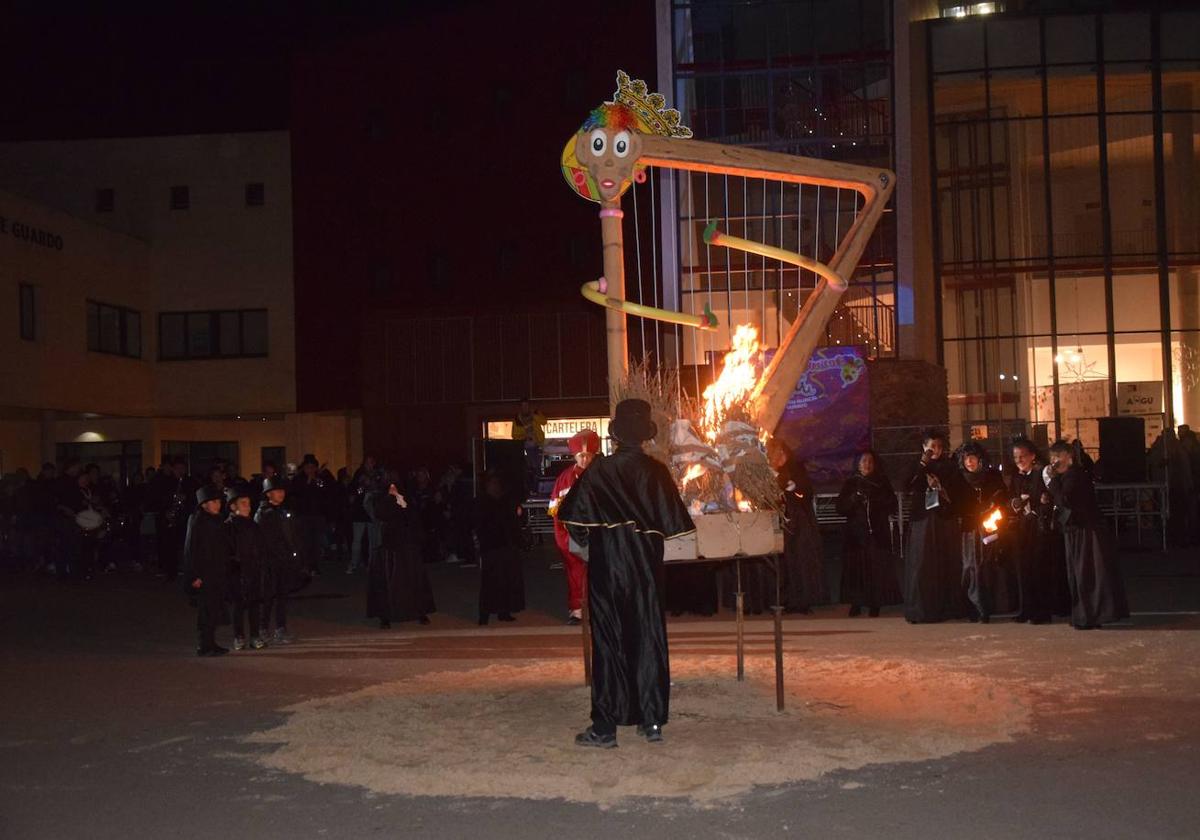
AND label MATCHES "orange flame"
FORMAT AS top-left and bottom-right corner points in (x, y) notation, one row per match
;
(982, 507), (1003, 533)
(734, 488), (753, 513)
(681, 462), (707, 485)
(700, 324), (763, 443)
